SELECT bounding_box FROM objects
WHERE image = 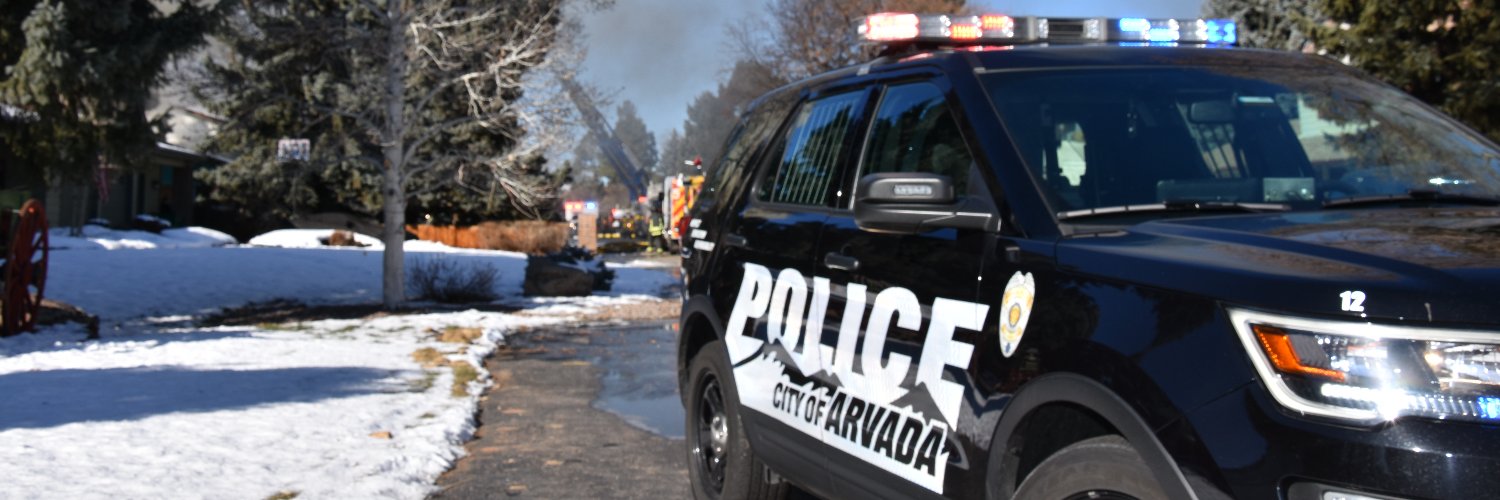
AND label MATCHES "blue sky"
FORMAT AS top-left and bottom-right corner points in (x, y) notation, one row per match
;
(576, 0), (1206, 151)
